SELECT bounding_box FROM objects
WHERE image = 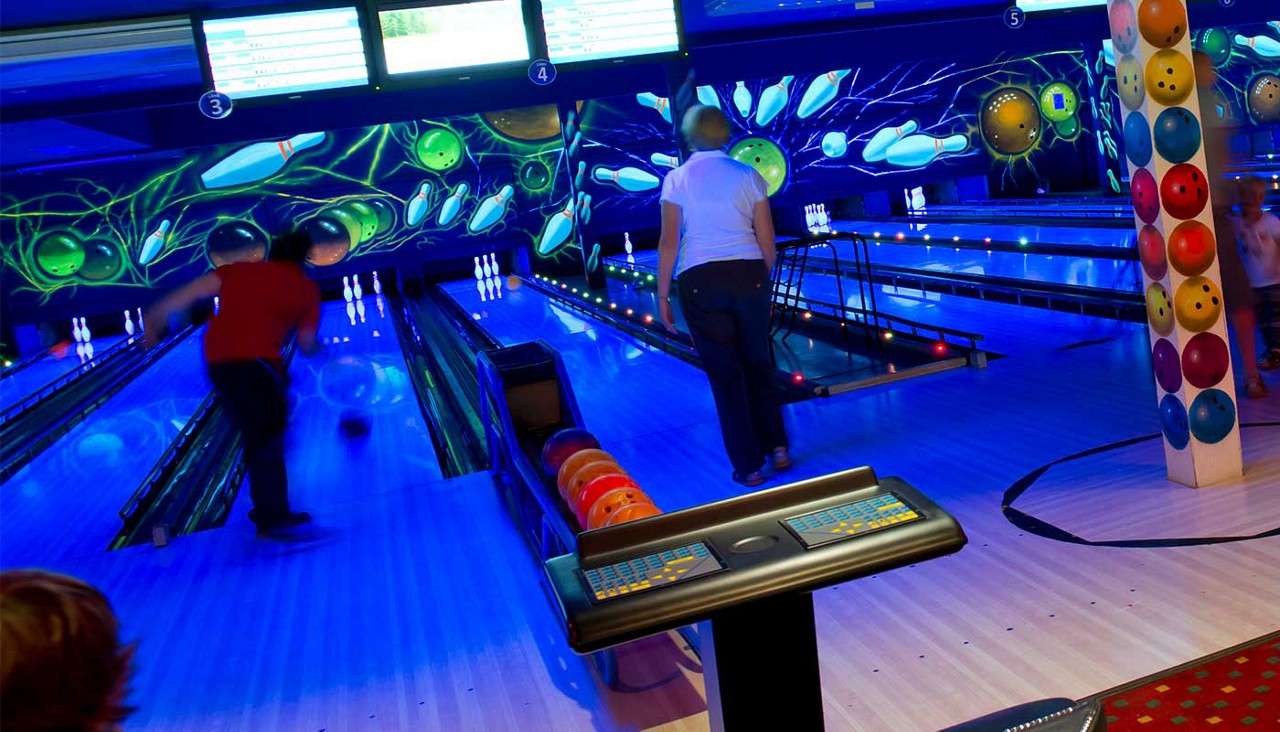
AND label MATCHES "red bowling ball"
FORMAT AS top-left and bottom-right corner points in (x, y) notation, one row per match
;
(1131, 168), (1160, 224)
(1160, 164), (1208, 220)
(1167, 220), (1216, 276)
(1138, 225), (1167, 280)
(1181, 332), (1230, 389)
(540, 428), (601, 477)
